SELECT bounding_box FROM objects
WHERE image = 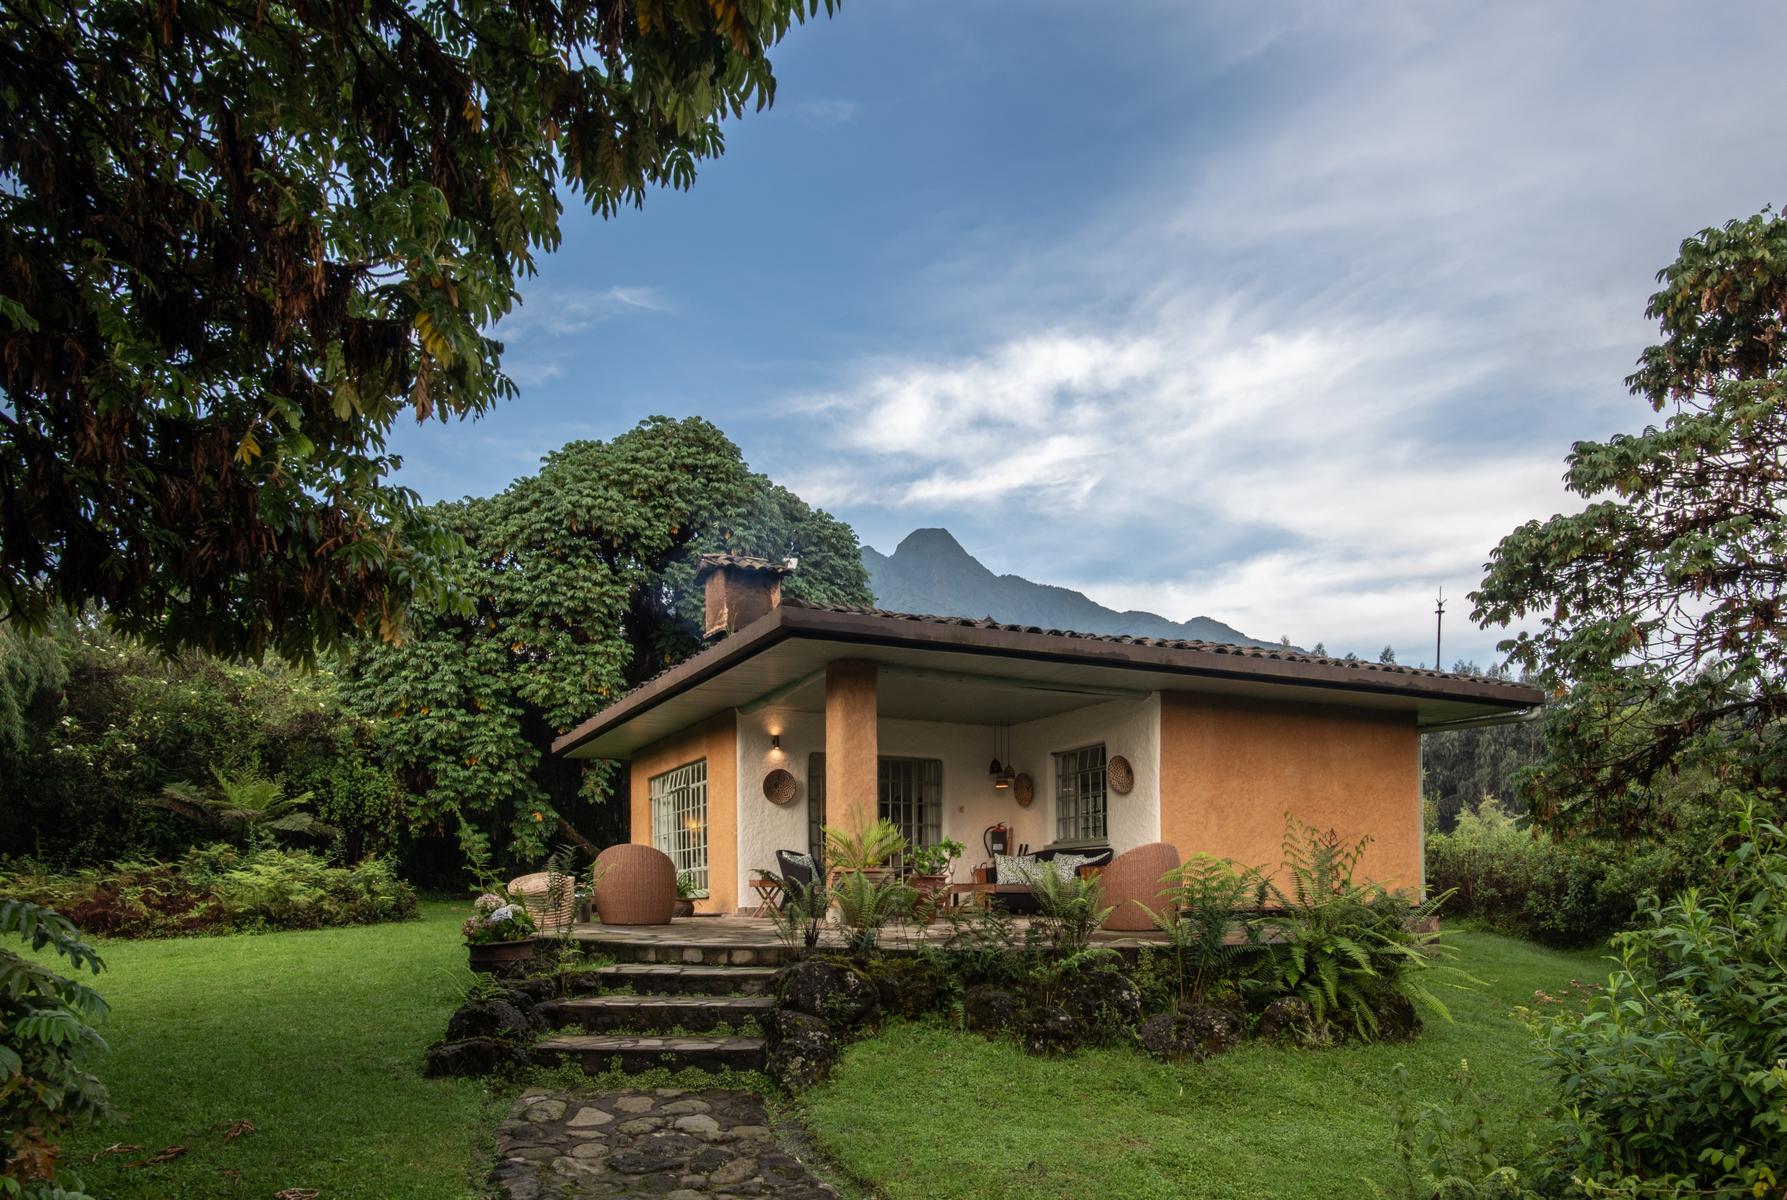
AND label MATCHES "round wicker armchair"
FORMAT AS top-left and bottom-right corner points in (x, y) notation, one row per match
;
(1097, 841), (1183, 932)
(593, 843), (677, 926)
